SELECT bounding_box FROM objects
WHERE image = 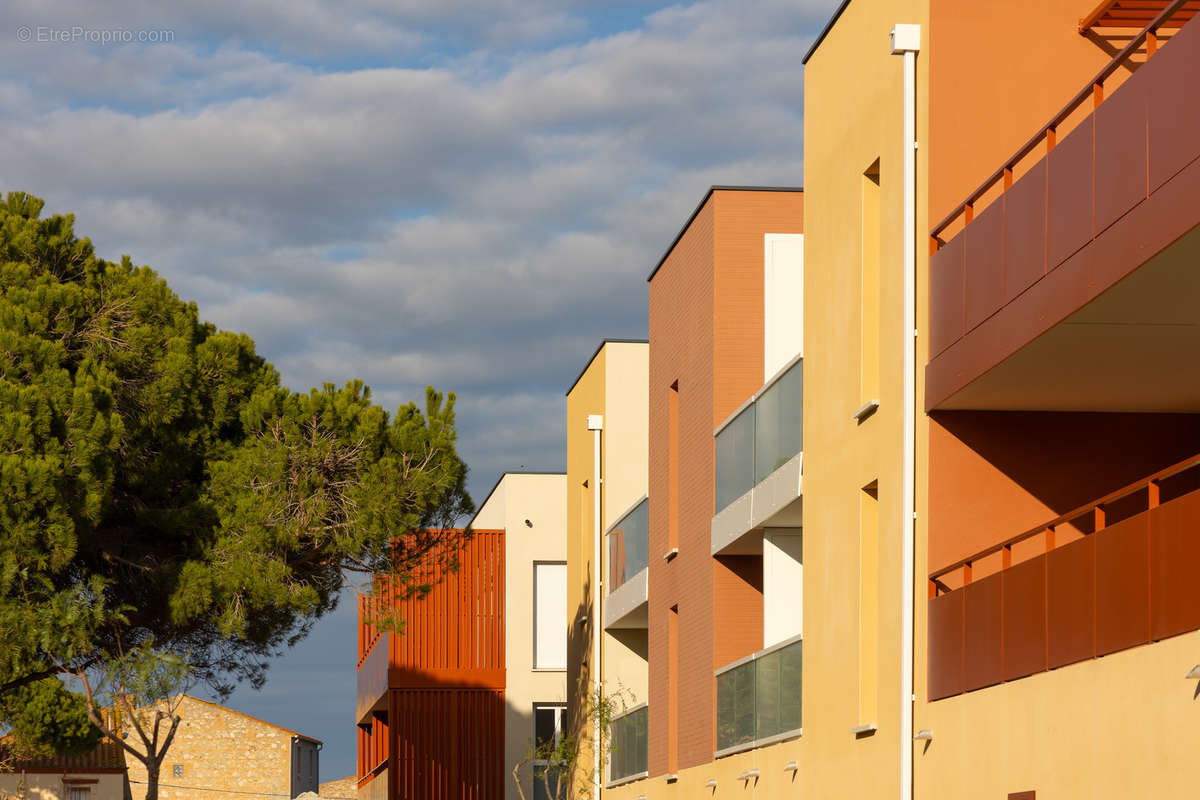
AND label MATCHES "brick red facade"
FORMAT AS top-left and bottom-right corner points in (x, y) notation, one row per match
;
(646, 188), (802, 775)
